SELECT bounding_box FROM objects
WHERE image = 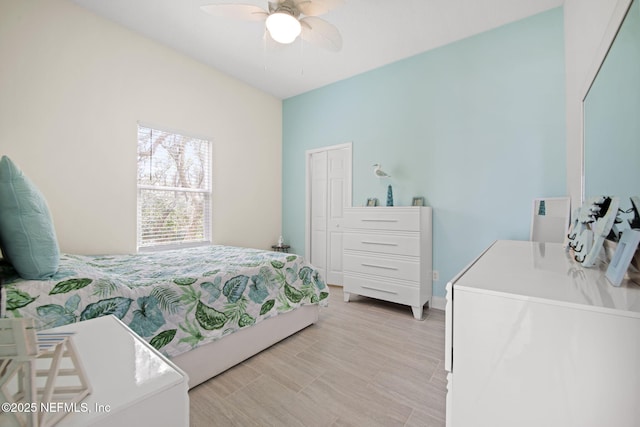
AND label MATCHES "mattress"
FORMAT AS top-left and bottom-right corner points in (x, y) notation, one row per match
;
(0, 245), (328, 358)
